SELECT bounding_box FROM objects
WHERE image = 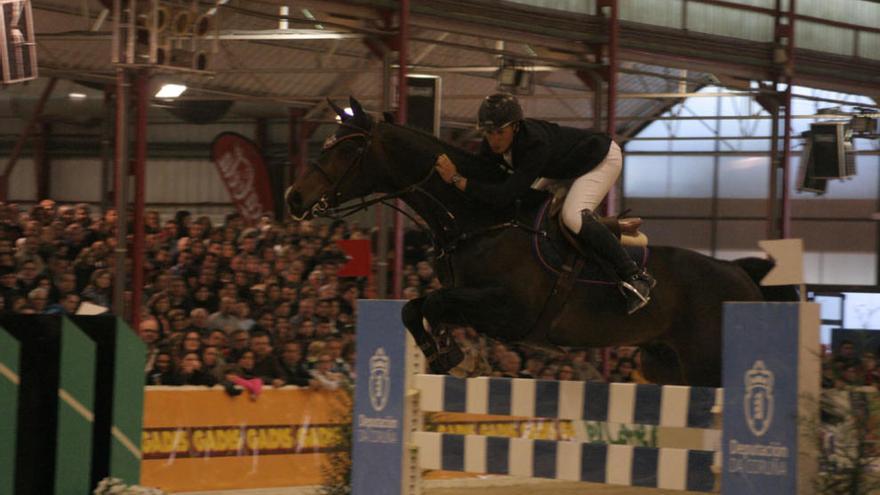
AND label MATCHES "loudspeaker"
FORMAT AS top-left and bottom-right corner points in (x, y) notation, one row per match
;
(0, 0), (38, 83)
(113, 0), (214, 71)
(807, 122), (855, 179)
(406, 75), (441, 136)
